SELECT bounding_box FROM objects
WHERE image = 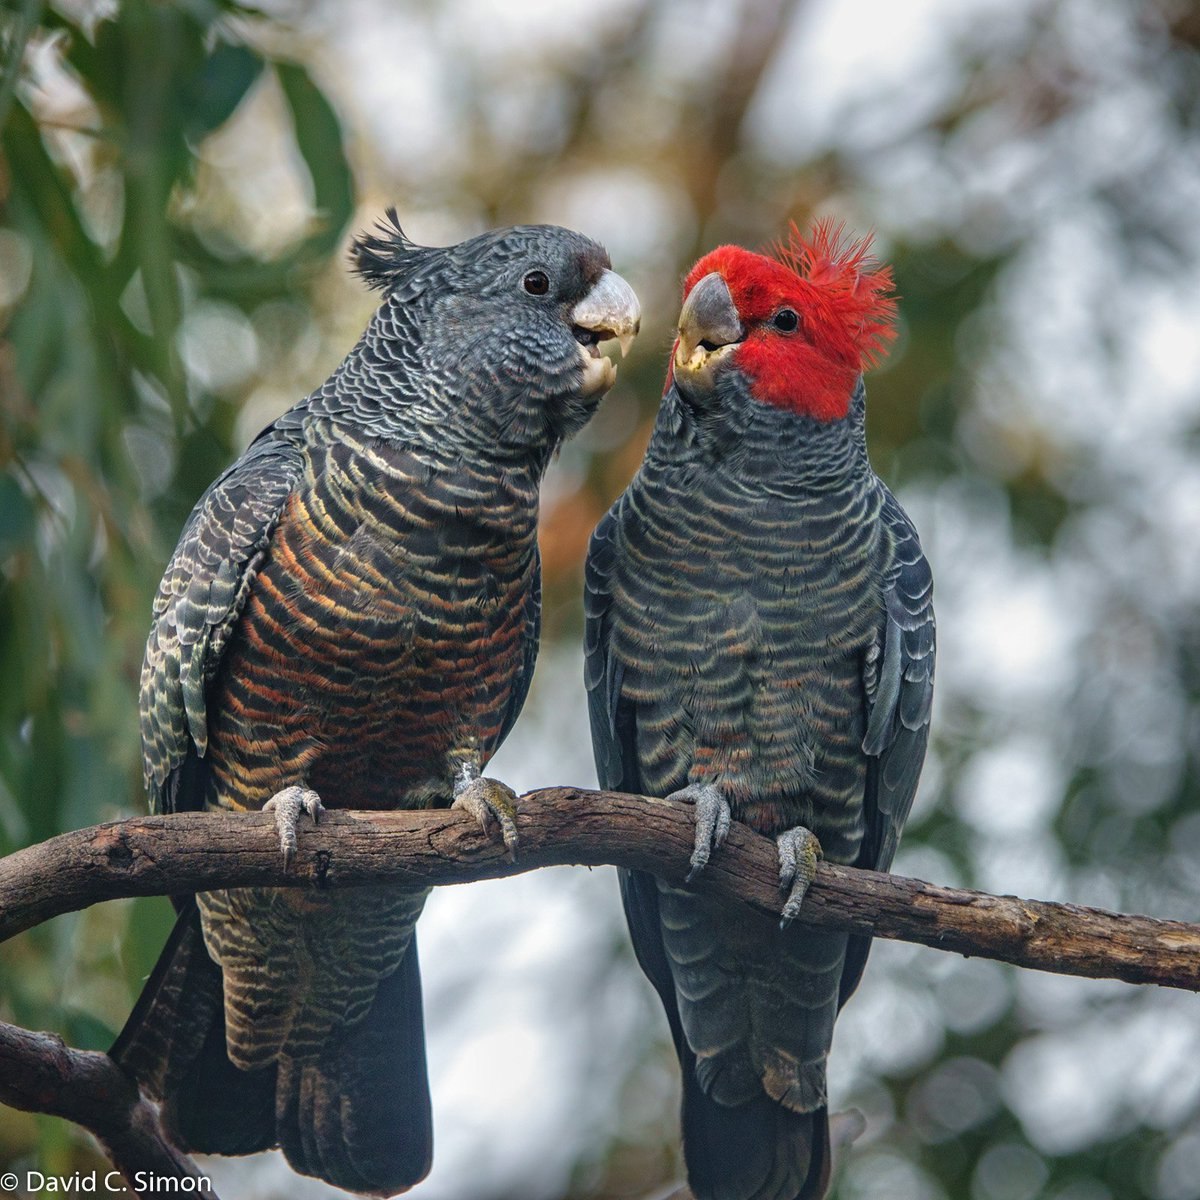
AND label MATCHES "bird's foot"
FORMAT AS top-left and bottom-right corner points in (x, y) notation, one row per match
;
(452, 764), (519, 860)
(667, 783), (732, 882)
(263, 785), (324, 869)
(776, 825), (823, 927)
